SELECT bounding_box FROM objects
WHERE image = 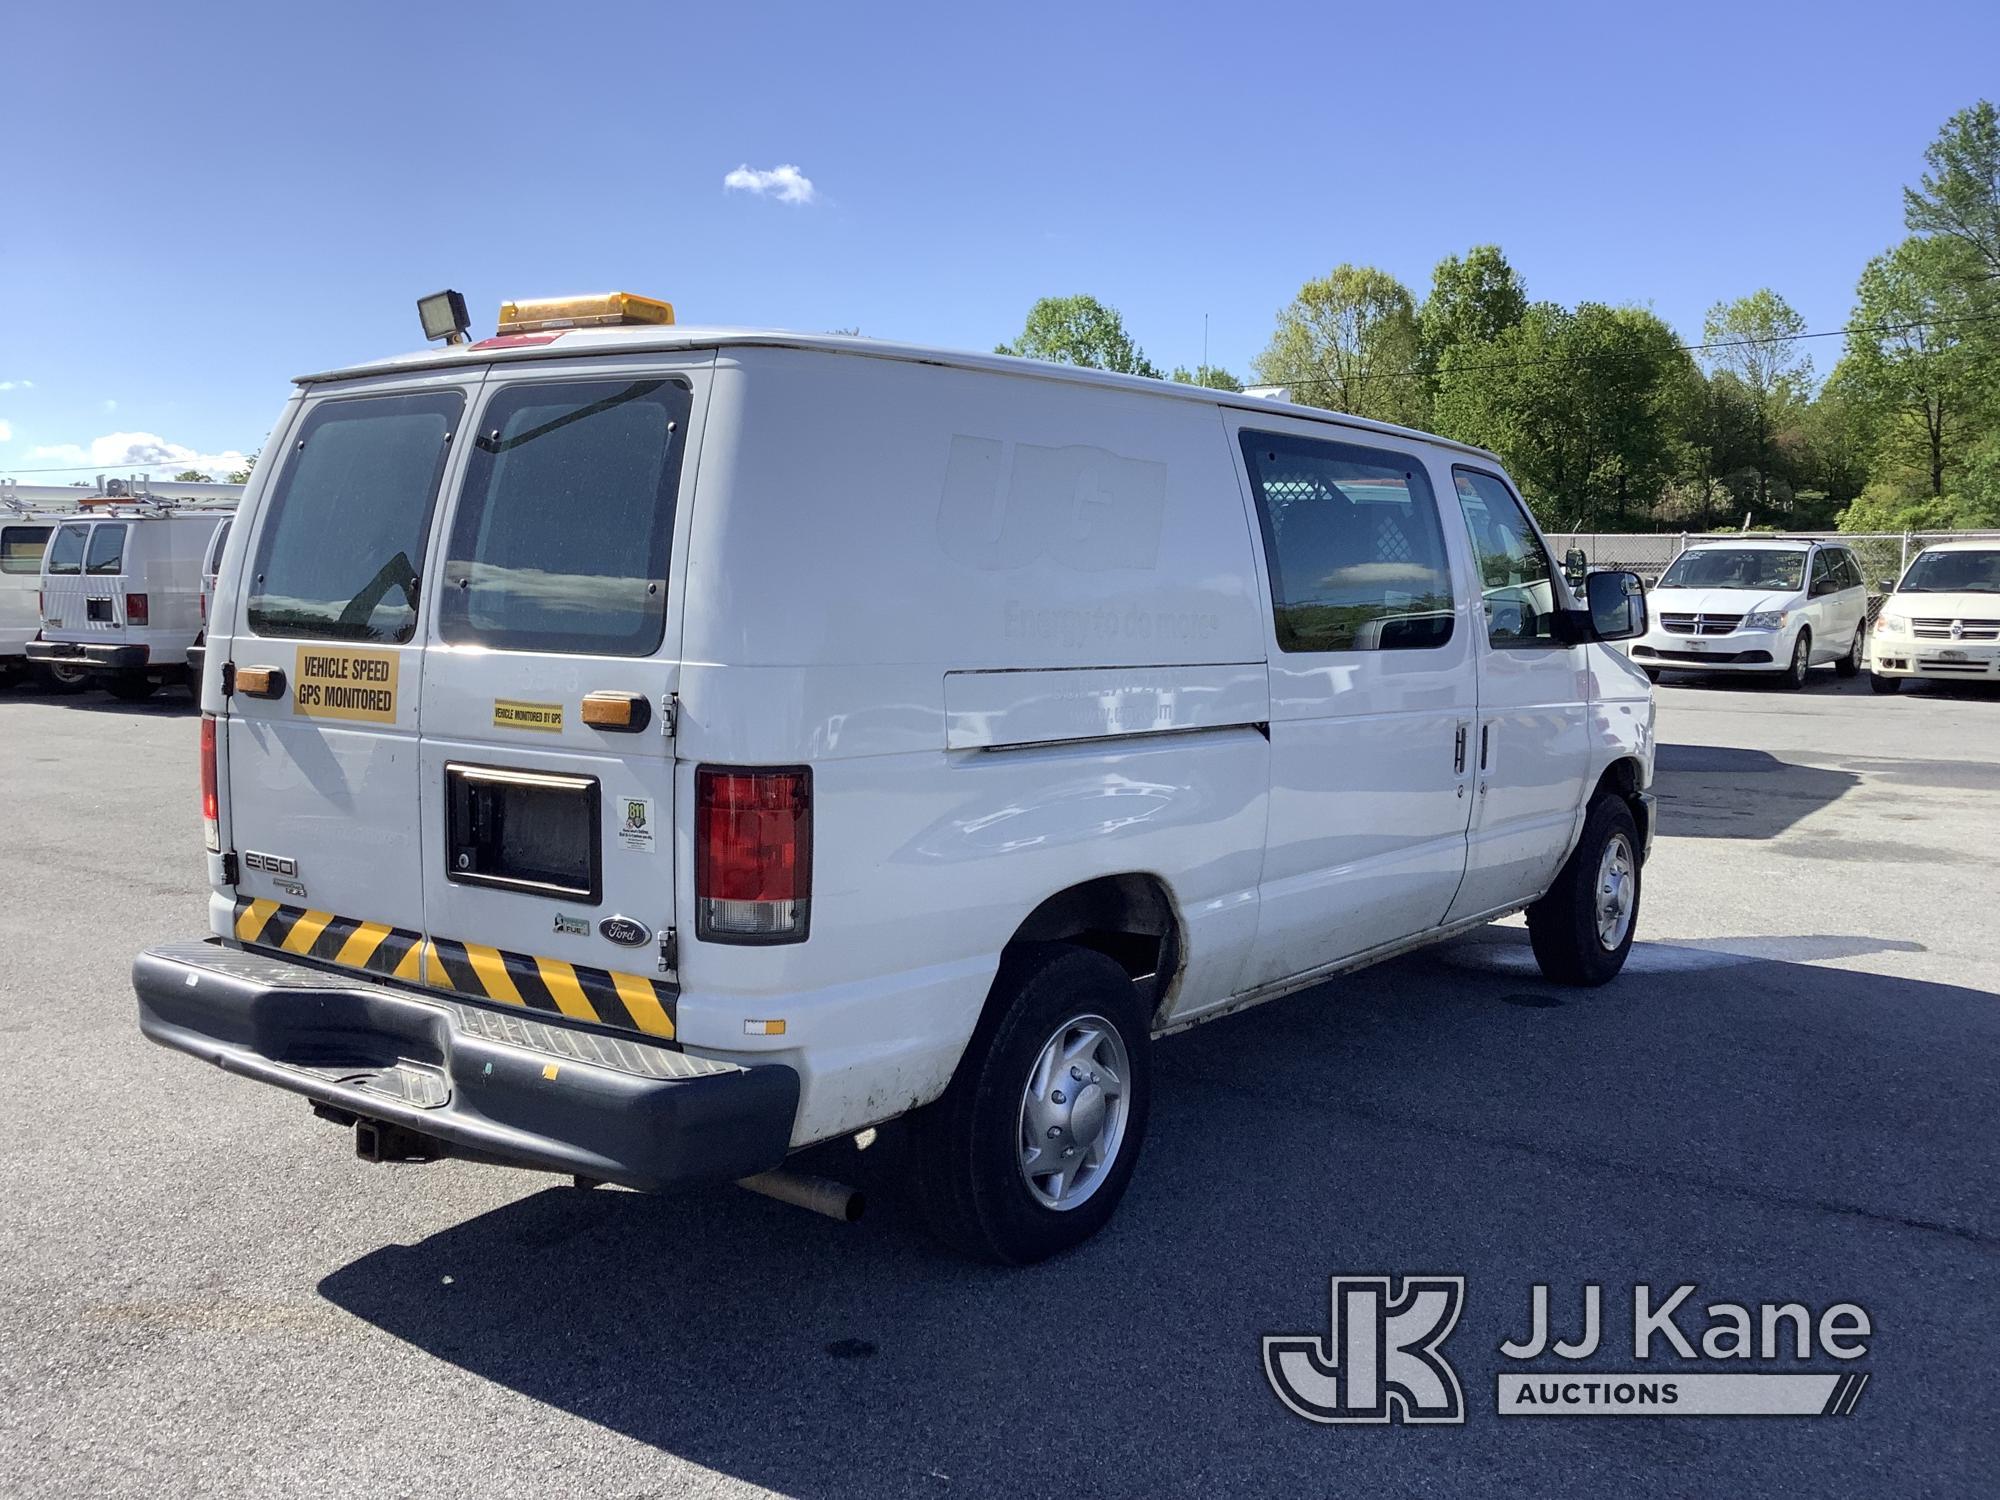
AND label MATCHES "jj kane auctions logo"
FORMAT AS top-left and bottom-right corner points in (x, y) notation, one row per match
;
(1265, 1277), (1872, 1423)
